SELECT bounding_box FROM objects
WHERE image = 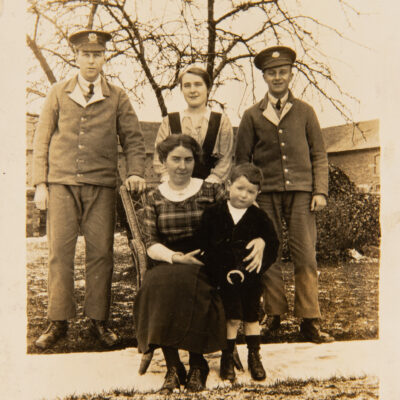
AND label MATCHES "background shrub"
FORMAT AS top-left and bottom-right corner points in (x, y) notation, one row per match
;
(316, 164), (380, 261)
(281, 164), (380, 262)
